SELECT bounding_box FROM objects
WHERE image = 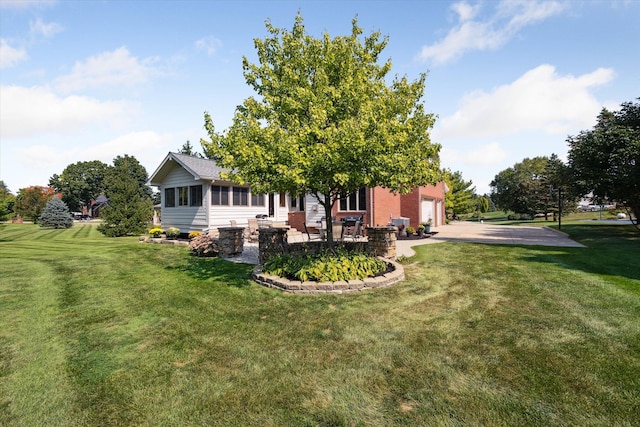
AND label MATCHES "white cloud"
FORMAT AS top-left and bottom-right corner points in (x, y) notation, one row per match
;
(418, 0), (566, 65)
(438, 64), (615, 139)
(78, 131), (173, 164)
(195, 36), (223, 55)
(441, 142), (507, 165)
(0, 85), (131, 139)
(0, 39), (28, 68)
(29, 17), (64, 38)
(15, 144), (60, 170)
(54, 46), (157, 92)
